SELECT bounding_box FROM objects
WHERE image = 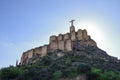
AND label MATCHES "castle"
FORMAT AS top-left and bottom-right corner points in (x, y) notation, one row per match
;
(20, 20), (96, 65)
